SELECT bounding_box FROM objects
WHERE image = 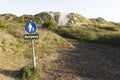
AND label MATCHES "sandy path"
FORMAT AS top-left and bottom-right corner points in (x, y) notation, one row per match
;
(39, 38), (120, 80)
